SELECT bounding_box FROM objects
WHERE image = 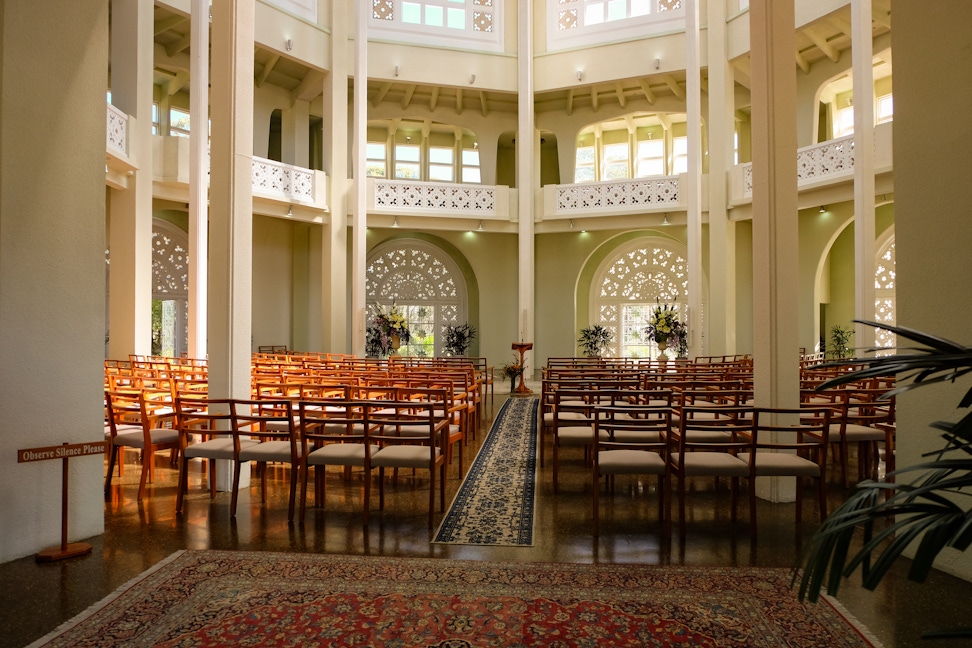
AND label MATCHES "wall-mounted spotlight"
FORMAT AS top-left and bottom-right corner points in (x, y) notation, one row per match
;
(569, 219), (575, 229)
(287, 205), (293, 217)
(286, 38), (294, 51)
(393, 216), (399, 228)
(473, 141), (478, 149)
(470, 74), (476, 84)
(576, 70), (583, 82)
(819, 205), (826, 213)
(654, 58), (661, 70)
(477, 220), (484, 231)
(406, 135), (411, 143)
(394, 65), (400, 77)
(662, 214), (670, 225)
